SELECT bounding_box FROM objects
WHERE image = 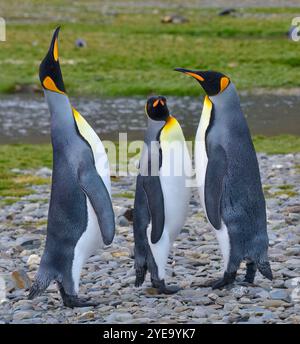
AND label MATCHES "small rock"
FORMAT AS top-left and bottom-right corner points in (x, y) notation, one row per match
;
(106, 312), (133, 323)
(35, 167), (52, 177)
(11, 270), (31, 290)
(27, 254), (40, 266)
(117, 216), (129, 227)
(192, 306), (207, 318)
(161, 14), (188, 24)
(262, 300), (291, 308)
(123, 208), (133, 222)
(231, 286), (248, 299)
(77, 311), (95, 321)
(269, 289), (289, 301)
